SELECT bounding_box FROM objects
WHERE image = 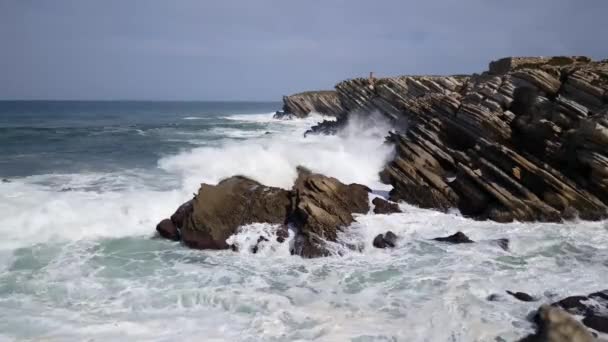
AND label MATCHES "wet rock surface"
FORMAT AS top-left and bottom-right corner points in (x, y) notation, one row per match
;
(372, 231), (398, 248)
(432, 231), (474, 244)
(372, 197), (402, 214)
(507, 291), (537, 302)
